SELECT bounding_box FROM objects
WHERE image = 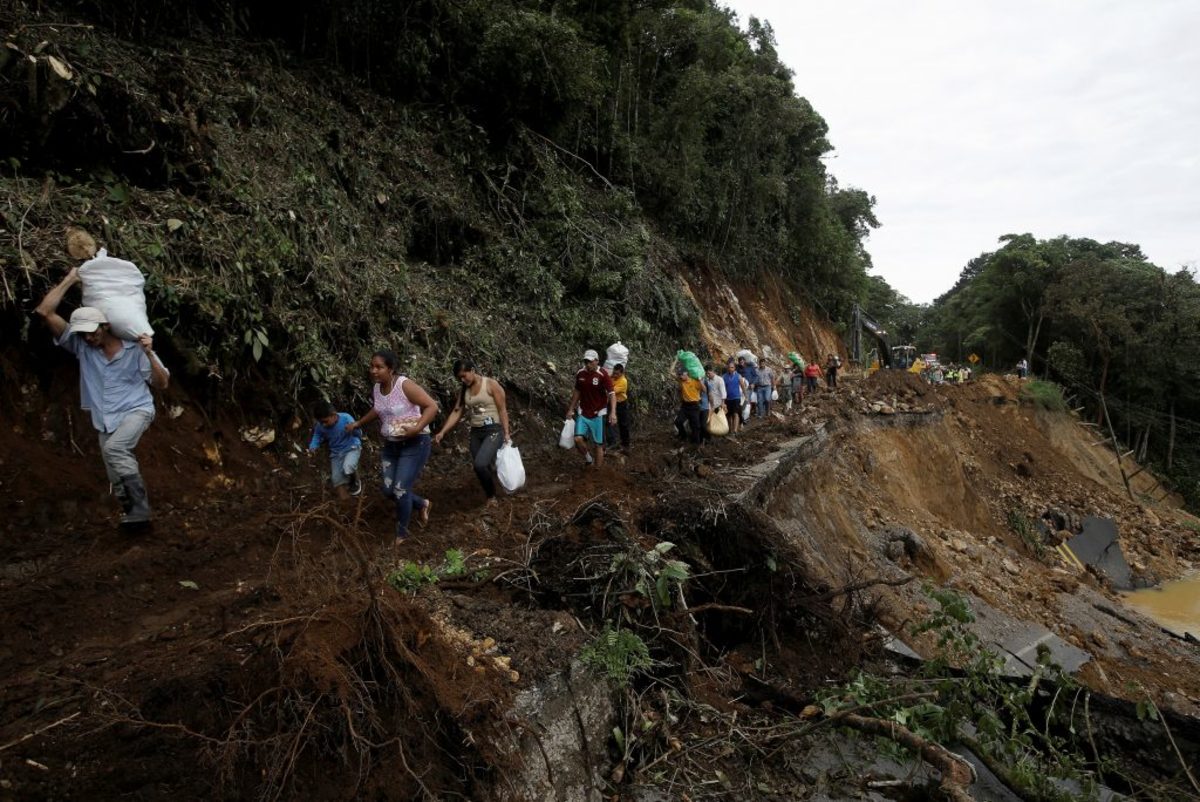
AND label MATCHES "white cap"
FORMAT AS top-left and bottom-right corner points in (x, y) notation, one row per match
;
(582, 349), (599, 362)
(67, 307), (107, 335)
